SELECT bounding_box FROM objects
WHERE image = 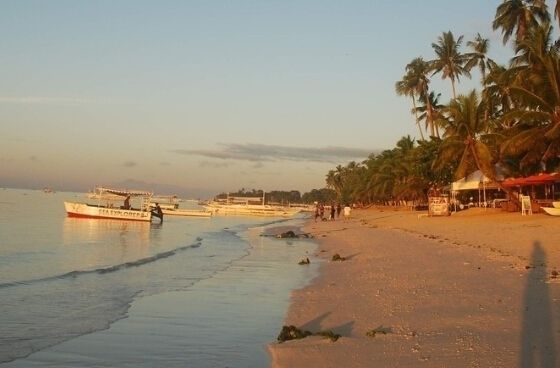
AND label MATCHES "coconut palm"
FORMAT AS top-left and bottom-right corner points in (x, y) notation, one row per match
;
(433, 90), (497, 181)
(492, 0), (549, 45)
(431, 31), (470, 99)
(406, 57), (438, 137)
(395, 71), (425, 140)
(465, 33), (497, 82)
(500, 22), (560, 169)
(555, 0), (560, 29)
(414, 91), (443, 138)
